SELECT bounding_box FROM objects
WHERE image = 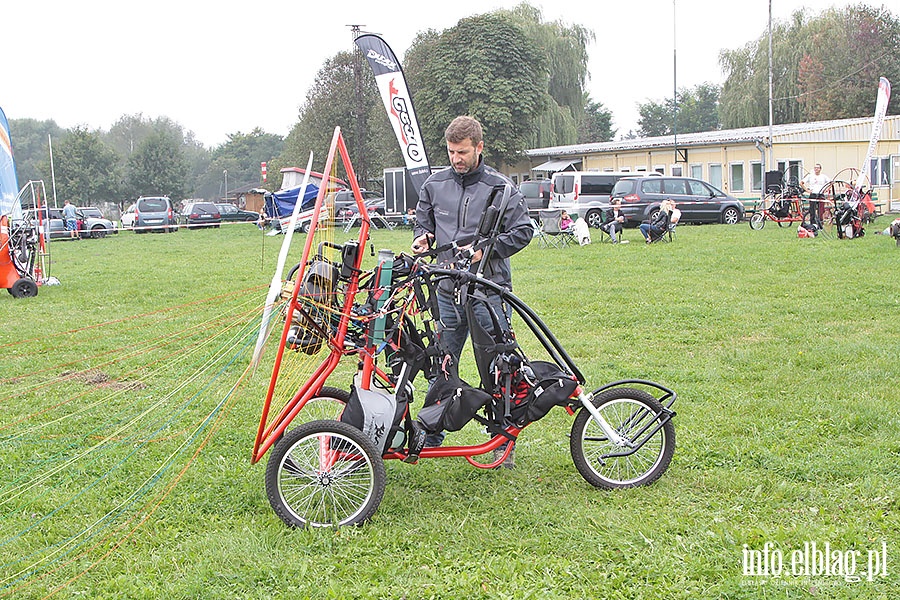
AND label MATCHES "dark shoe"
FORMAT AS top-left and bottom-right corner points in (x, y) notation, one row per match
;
(492, 445), (515, 469)
(424, 431), (445, 448)
(404, 421), (427, 464)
